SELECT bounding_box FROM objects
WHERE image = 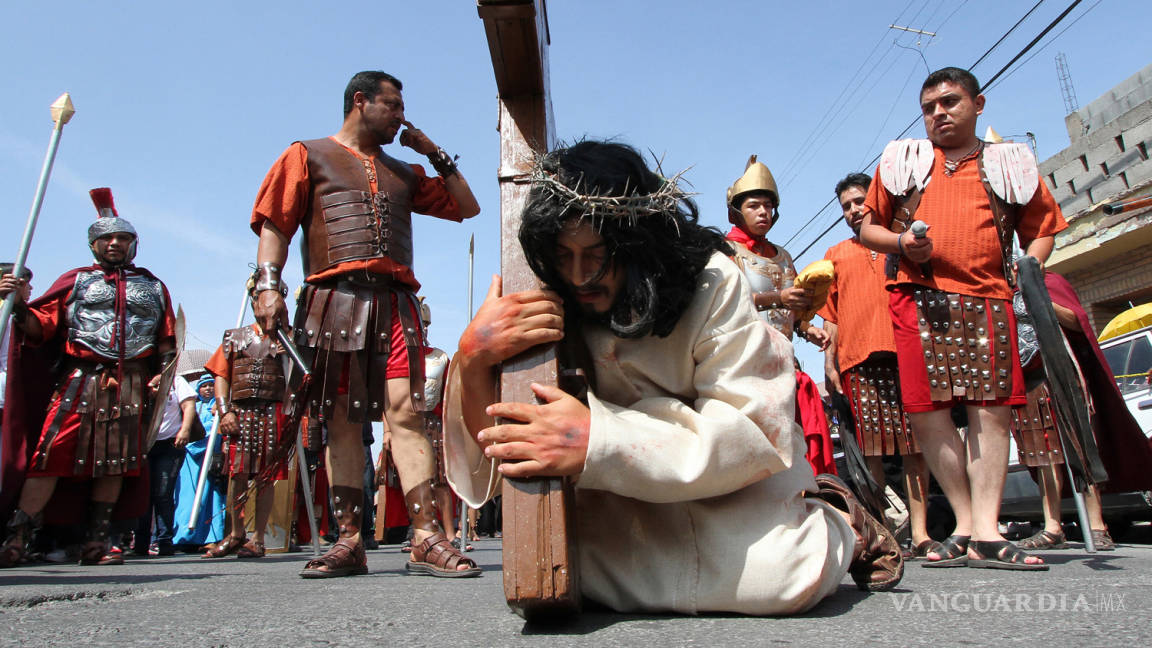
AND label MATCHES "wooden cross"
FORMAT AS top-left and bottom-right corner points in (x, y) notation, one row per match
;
(477, 0), (580, 620)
